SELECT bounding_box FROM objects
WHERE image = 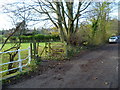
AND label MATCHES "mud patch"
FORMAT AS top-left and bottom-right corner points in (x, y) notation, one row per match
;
(53, 62), (73, 75)
(80, 55), (104, 72)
